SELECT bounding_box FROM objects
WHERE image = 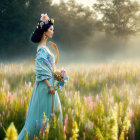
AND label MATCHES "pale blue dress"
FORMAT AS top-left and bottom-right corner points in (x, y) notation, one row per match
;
(17, 45), (63, 140)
